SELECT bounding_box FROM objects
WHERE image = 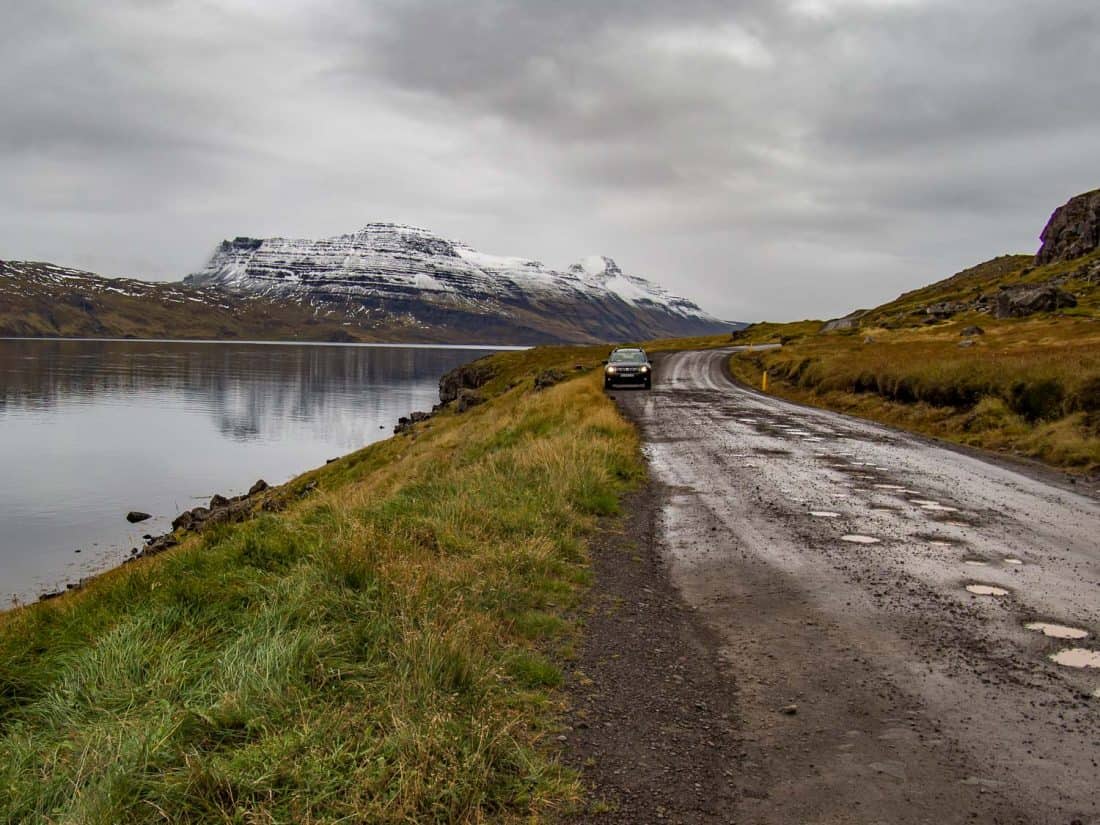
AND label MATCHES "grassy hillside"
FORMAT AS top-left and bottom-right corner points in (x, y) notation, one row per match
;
(0, 343), (666, 823)
(730, 251), (1100, 472)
